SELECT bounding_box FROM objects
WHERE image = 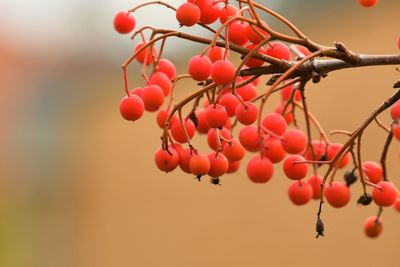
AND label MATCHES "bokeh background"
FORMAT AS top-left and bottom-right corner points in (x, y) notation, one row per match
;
(1, 0), (400, 266)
